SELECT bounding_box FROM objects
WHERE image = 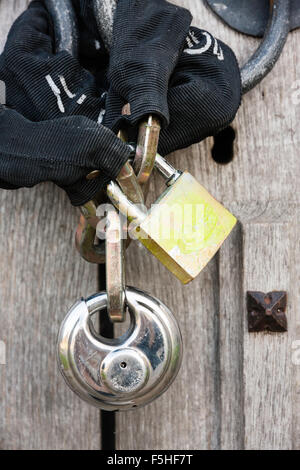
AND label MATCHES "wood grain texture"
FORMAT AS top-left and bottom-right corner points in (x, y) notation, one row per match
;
(117, 0), (300, 450)
(243, 223), (292, 449)
(218, 224), (244, 450)
(0, 1), (101, 449)
(0, 187), (101, 450)
(291, 212), (300, 450)
(0, 0), (299, 451)
(118, 245), (221, 450)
